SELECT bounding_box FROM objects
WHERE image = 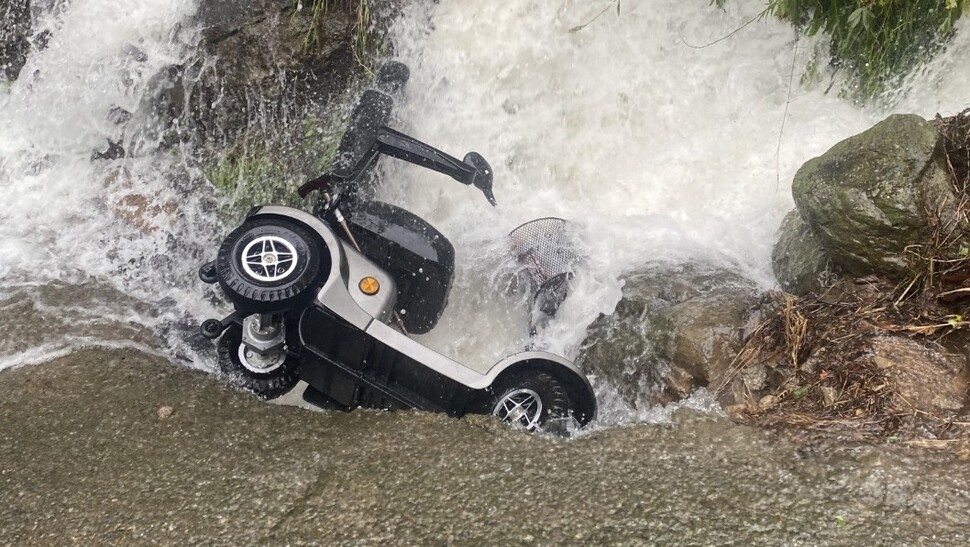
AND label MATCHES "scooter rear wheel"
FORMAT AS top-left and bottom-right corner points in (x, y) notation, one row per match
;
(218, 324), (299, 399)
(485, 372), (571, 433)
